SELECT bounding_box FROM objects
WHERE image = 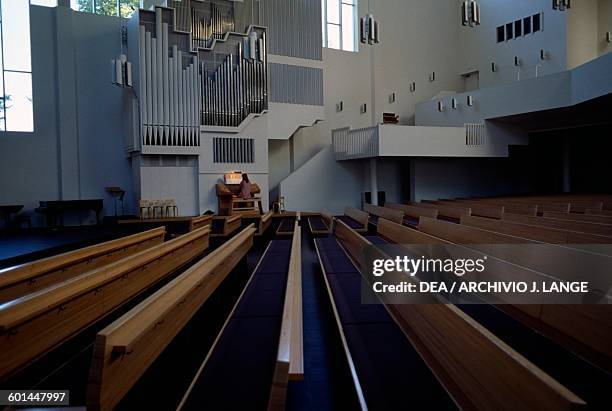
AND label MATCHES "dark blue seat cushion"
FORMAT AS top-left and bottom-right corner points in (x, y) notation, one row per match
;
(337, 215), (364, 230)
(278, 218), (295, 232)
(327, 272), (391, 324)
(309, 216), (329, 231)
(403, 216), (419, 227)
(343, 322), (457, 410)
(233, 273), (287, 318)
(181, 317), (280, 410)
(365, 235), (387, 246)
